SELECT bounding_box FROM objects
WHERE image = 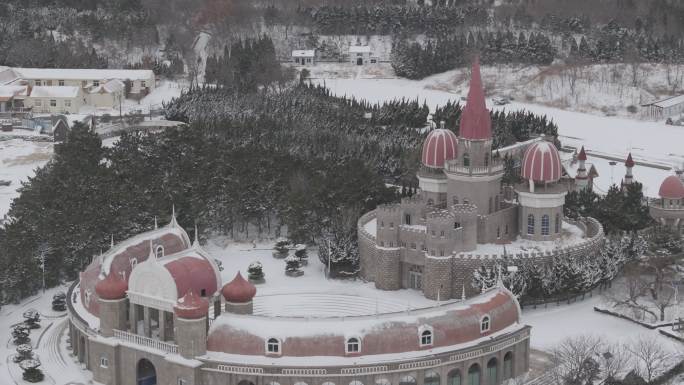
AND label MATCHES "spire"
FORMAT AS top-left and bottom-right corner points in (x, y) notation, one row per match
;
(461, 284), (466, 300)
(496, 264), (504, 289)
(625, 152), (635, 168)
(110, 234), (114, 248)
(148, 240), (156, 261)
(459, 57), (492, 140)
(169, 204), (178, 228)
(577, 146), (587, 161)
(154, 216), (158, 229)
